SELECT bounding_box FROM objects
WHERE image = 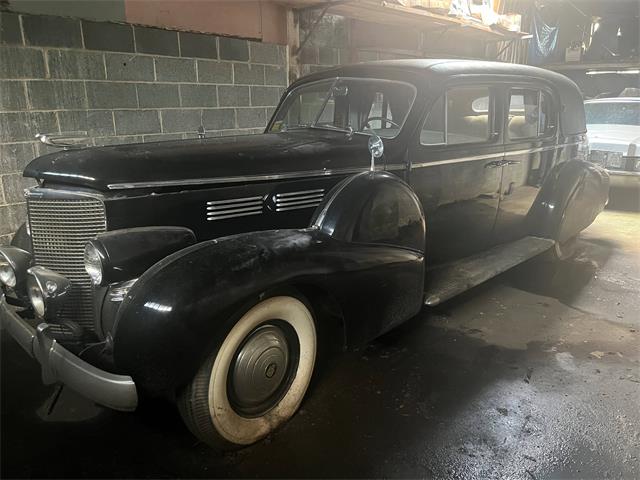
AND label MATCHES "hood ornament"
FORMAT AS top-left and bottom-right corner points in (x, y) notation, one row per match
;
(368, 134), (384, 171)
(36, 132), (90, 150)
